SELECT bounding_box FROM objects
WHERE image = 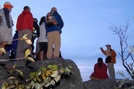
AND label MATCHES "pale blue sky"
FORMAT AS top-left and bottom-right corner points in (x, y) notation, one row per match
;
(0, 0), (134, 81)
